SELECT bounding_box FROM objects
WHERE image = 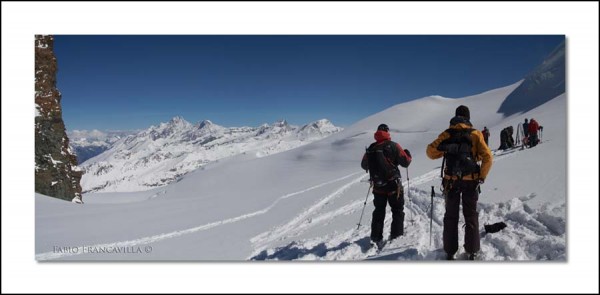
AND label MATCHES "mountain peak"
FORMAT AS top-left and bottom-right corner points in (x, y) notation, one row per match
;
(273, 119), (289, 127)
(166, 116), (192, 129)
(304, 119), (337, 129)
(312, 119), (332, 126)
(170, 116), (186, 123)
(198, 119), (213, 129)
(297, 119), (342, 140)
